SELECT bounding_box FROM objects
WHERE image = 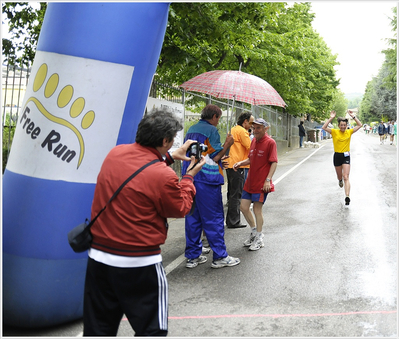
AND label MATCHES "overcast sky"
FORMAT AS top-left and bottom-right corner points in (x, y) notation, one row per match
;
(309, 1), (396, 95)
